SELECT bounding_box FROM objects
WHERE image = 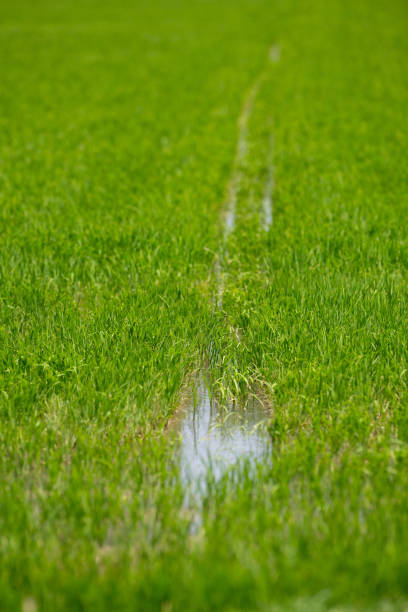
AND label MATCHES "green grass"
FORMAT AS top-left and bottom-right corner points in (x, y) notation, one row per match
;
(1, 0), (408, 609)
